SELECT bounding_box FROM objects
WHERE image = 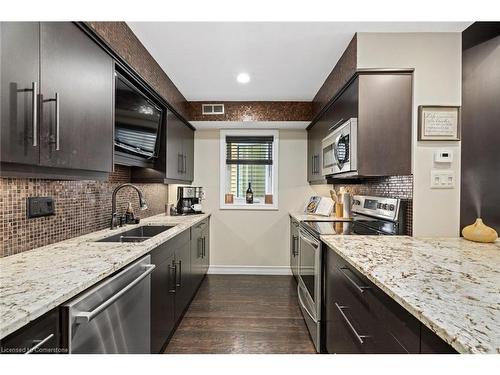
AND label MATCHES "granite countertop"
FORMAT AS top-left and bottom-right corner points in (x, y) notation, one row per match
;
(289, 212), (352, 222)
(0, 213), (210, 340)
(320, 235), (500, 354)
